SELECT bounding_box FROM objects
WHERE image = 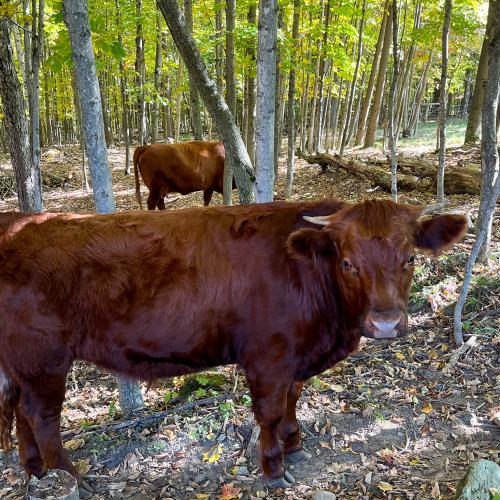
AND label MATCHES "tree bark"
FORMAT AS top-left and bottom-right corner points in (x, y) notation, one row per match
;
(388, 0), (399, 201)
(437, 0), (452, 205)
(464, 3), (495, 144)
(215, 0), (223, 93)
(476, 0), (500, 262)
(245, 6), (257, 167)
(355, 0), (389, 146)
(286, 0), (300, 199)
(135, 0), (147, 145)
(64, 0), (144, 413)
(255, 0), (278, 202)
(184, 0), (203, 140)
(152, 9), (163, 144)
(157, 0), (255, 202)
(340, 0), (366, 155)
(364, 3), (392, 148)
(454, 0), (500, 343)
(0, 17), (43, 212)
